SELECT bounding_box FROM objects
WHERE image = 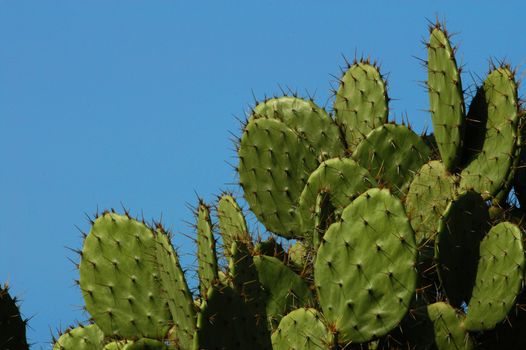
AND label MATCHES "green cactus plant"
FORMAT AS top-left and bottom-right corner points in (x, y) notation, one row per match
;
(0, 284), (29, 350)
(53, 19), (526, 350)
